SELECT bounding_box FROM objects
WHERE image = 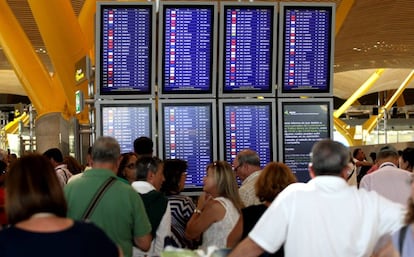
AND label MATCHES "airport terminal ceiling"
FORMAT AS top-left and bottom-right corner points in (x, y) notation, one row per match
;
(0, 0), (414, 113)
